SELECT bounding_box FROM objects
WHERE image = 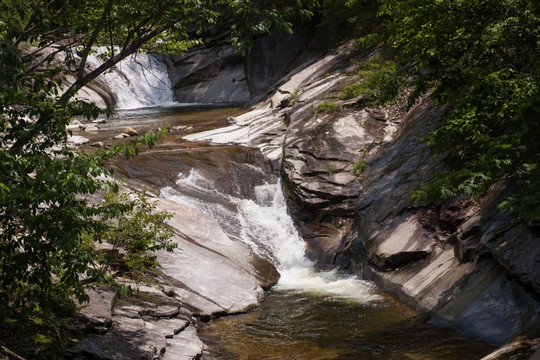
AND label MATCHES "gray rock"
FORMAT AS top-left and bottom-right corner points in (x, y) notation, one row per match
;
(144, 318), (190, 339)
(431, 259), (540, 345)
(168, 45), (250, 104)
(113, 133), (130, 139)
(79, 287), (118, 329)
(85, 125), (100, 132)
(339, 99), (540, 346)
(154, 198), (279, 317)
(162, 325), (204, 360)
(66, 325), (166, 360)
(139, 305), (179, 318)
(68, 135), (90, 145)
